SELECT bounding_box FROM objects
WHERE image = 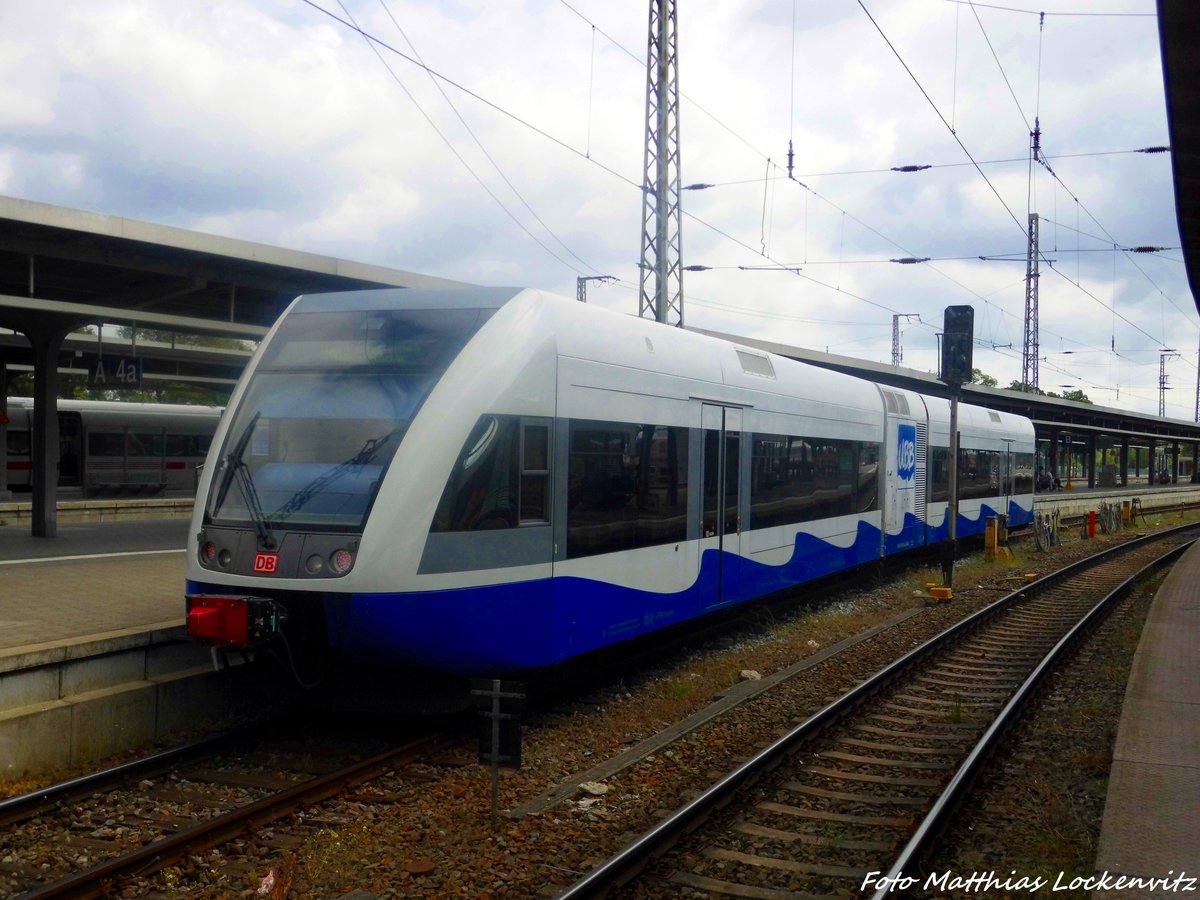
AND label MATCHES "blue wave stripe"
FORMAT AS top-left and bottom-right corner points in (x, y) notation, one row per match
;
(189, 499), (1034, 674)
